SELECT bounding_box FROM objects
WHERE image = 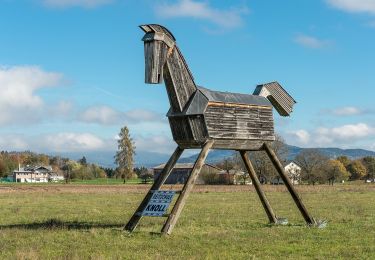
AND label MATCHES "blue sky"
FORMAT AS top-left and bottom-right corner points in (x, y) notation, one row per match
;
(0, 0), (374, 156)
